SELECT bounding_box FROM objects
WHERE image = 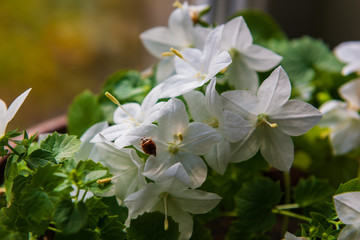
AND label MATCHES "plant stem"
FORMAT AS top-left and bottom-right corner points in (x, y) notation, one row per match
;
(80, 189), (88, 202)
(6, 143), (20, 156)
(48, 226), (62, 233)
(219, 211), (237, 217)
(282, 171), (291, 236)
(272, 208), (311, 223)
(275, 203), (300, 210)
